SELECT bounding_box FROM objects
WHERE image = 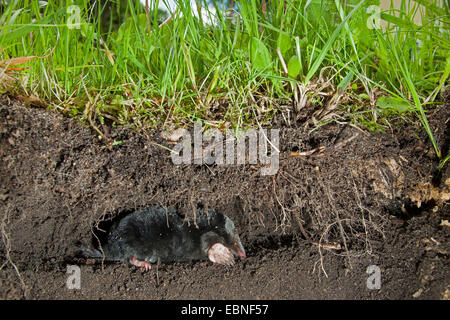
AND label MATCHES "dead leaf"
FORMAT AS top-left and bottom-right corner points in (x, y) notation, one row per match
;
(0, 55), (46, 68)
(407, 182), (450, 209)
(161, 128), (186, 142)
(440, 220), (450, 228)
(16, 94), (47, 107)
(443, 286), (450, 300)
(100, 38), (115, 66)
(3, 67), (29, 71)
(313, 242), (342, 250)
(412, 288), (423, 298)
(290, 146), (325, 157)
